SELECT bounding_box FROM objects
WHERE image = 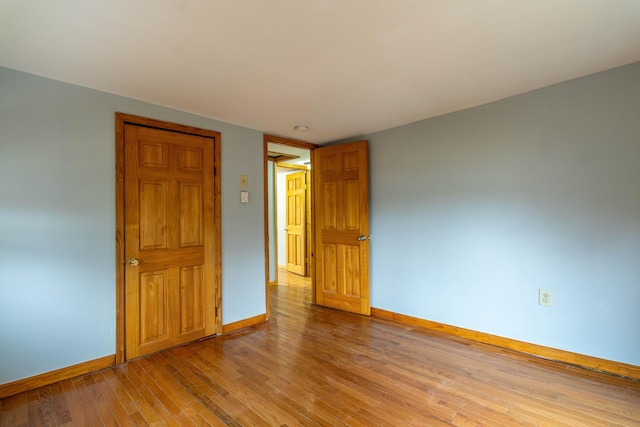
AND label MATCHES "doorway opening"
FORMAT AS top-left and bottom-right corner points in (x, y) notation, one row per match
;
(263, 135), (316, 318)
